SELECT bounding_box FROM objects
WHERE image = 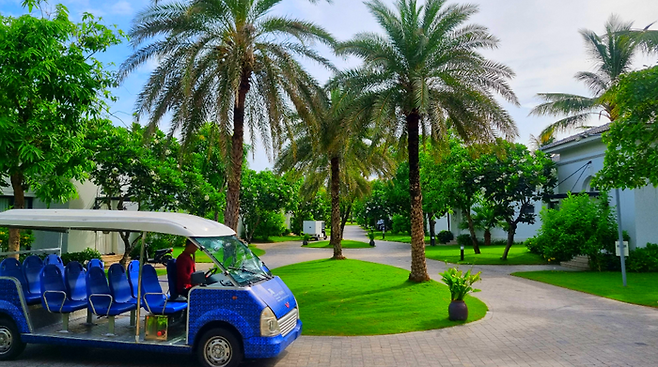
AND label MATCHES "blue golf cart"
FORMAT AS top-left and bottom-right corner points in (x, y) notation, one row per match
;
(0, 209), (301, 367)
